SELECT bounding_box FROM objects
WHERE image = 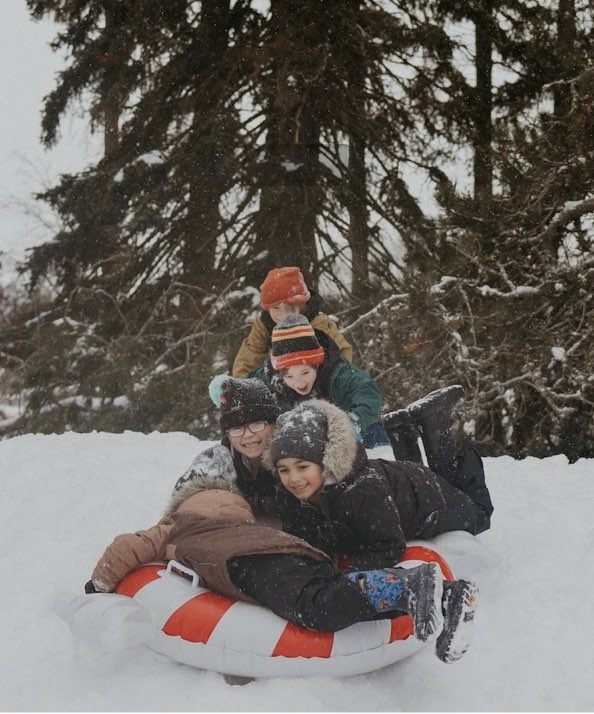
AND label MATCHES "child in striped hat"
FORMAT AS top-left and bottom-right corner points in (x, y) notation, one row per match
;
(248, 313), (389, 447)
(231, 266), (352, 377)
